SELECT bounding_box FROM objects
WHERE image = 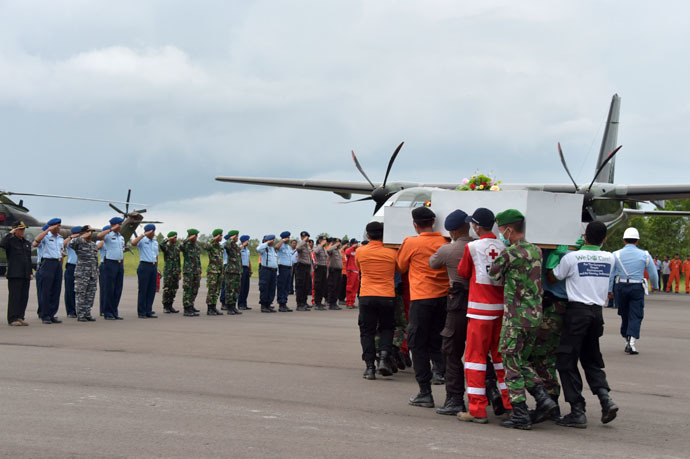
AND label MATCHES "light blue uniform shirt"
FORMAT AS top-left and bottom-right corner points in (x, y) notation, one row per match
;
(291, 249), (298, 264)
(66, 245), (77, 264)
(99, 244), (106, 263)
(256, 242), (278, 269)
(241, 247), (250, 267)
(222, 240), (228, 265)
(39, 232), (64, 259)
(36, 242), (43, 264)
(138, 237), (159, 263)
(609, 244), (659, 291)
(103, 231), (125, 261)
(276, 243), (292, 266)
